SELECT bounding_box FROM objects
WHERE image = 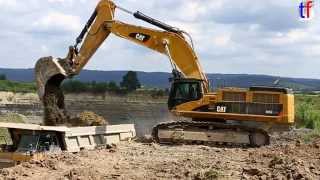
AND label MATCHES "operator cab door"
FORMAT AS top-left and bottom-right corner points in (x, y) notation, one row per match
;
(168, 79), (203, 110)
